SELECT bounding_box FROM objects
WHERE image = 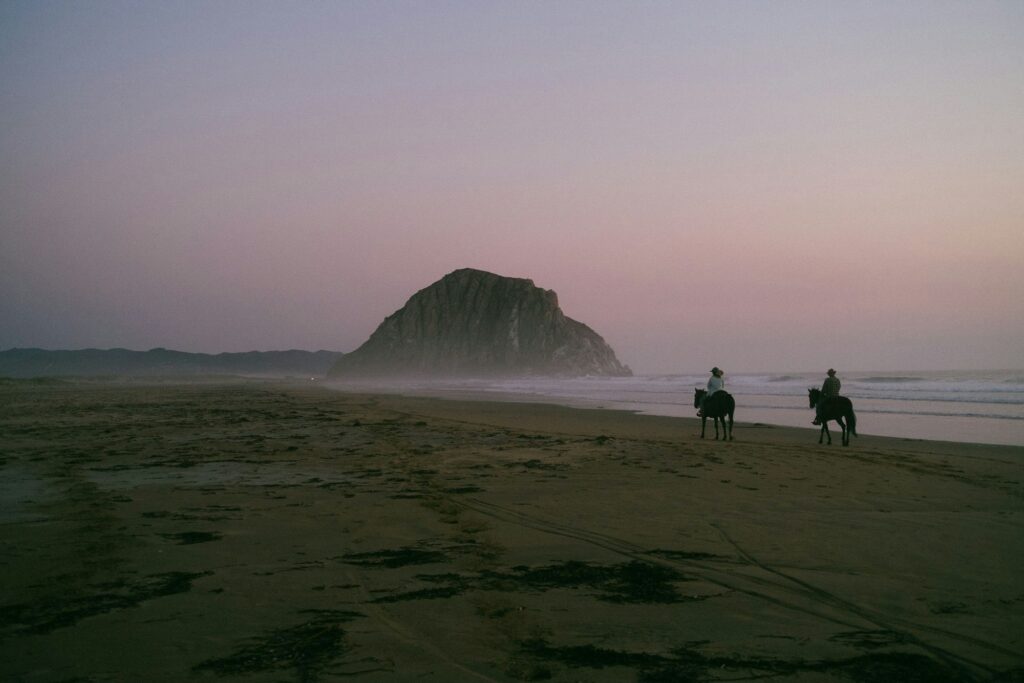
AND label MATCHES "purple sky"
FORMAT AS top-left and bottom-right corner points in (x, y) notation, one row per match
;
(2, 1), (1022, 373)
